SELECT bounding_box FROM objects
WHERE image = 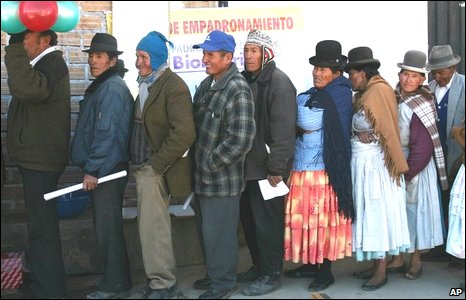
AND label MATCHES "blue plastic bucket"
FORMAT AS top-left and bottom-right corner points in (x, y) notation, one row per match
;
(56, 190), (90, 219)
